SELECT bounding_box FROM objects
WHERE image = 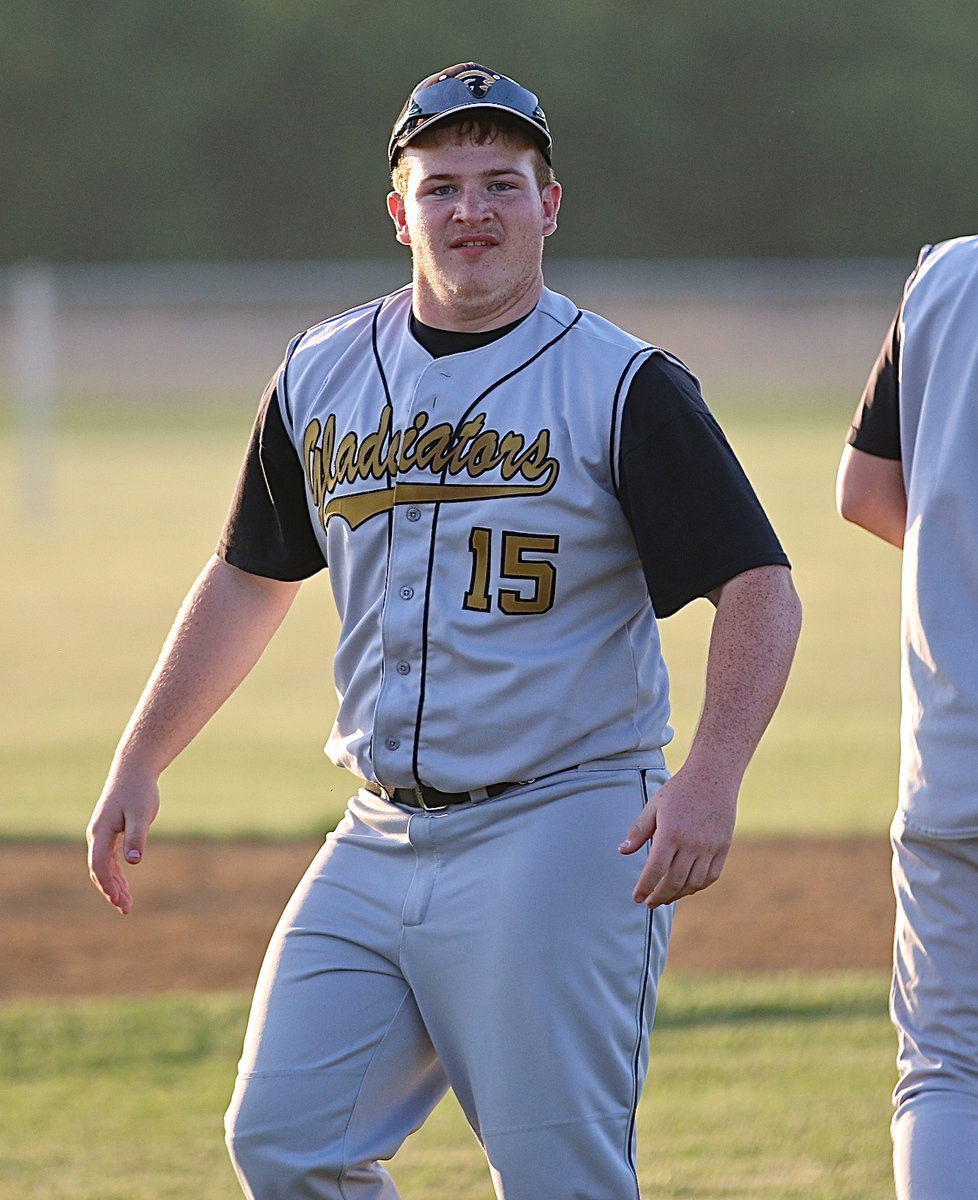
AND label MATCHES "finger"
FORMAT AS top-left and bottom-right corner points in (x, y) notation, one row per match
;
(641, 868), (689, 908)
(632, 841), (681, 905)
(123, 831), (146, 867)
(86, 828), (117, 894)
(644, 850), (729, 907)
(678, 847), (728, 896)
(88, 830), (134, 915)
(124, 791), (160, 869)
(686, 850), (728, 896)
(618, 806), (658, 856)
(89, 861), (133, 914)
(114, 802), (151, 866)
(96, 873), (133, 915)
(113, 883), (134, 916)
(674, 855), (713, 898)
